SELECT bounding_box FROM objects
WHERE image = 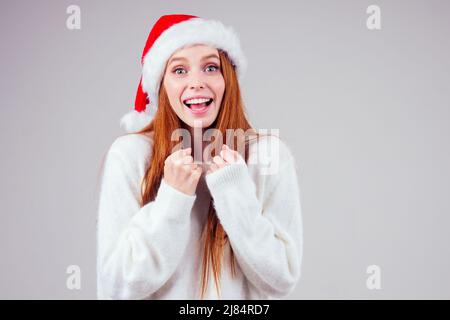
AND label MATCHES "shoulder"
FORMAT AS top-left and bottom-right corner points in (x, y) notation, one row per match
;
(106, 132), (154, 171)
(247, 134), (296, 175)
(109, 132), (153, 156)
